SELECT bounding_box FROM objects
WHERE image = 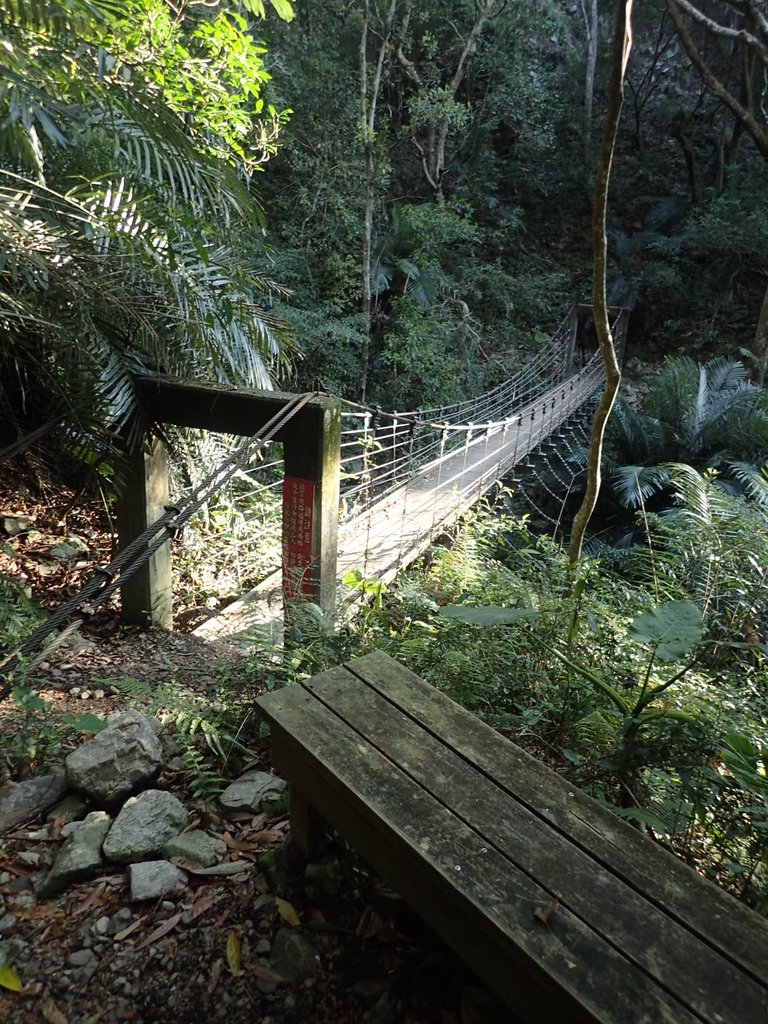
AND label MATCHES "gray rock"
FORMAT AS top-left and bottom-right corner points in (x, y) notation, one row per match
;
(16, 850), (42, 868)
(0, 913), (18, 935)
(68, 948), (97, 967)
(0, 937), (27, 967)
(107, 908), (133, 936)
(92, 915), (110, 936)
(103, 789), (188, 864)
(61, 820), (85, 838)
(128, 861), (187, 902)
(268, 928), (320, 985)
(65, 709), (163, 804)
(161, 830), (226, 868)
(220, 770), (287, 814)
(0, 766), (67, 828)
(50, 538), (88, 560)
(39, 811), (112, 898)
